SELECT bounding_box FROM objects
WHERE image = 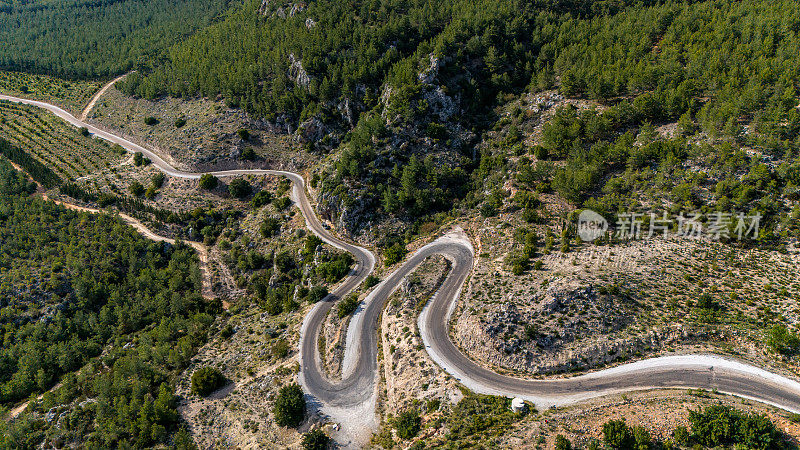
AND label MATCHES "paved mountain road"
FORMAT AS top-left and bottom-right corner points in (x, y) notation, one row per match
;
(4, 93), (800, 445)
